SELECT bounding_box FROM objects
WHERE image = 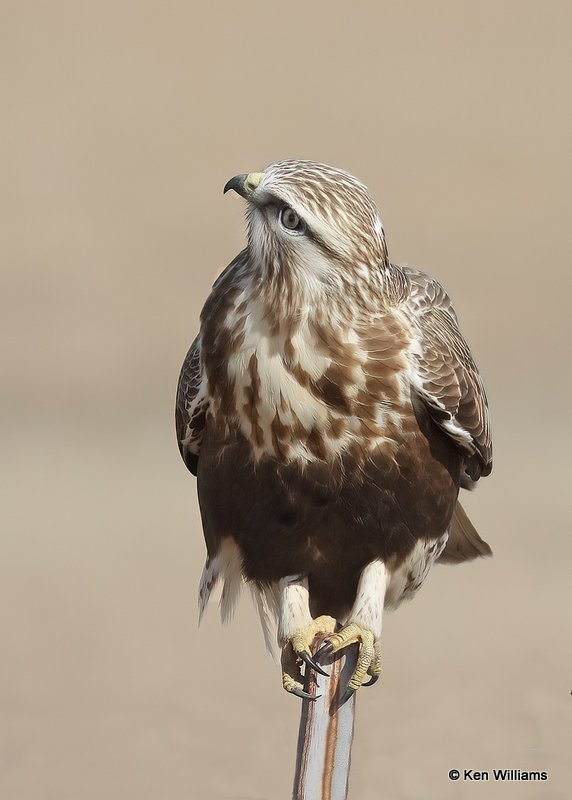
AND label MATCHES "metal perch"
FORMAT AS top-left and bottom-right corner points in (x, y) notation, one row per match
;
(293, 635), (359, 800)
